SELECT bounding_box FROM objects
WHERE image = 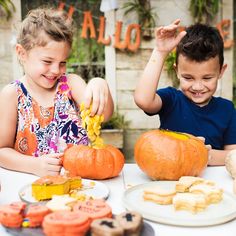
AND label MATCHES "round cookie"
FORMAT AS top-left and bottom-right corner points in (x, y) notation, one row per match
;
(42, 210), (90, 236)
(116, 211), (143, 235)
(0, 202), (26, 228)
(91, 218), (124, 236)
(73, 199), (112, 220)
(25, 204), (51, 227)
